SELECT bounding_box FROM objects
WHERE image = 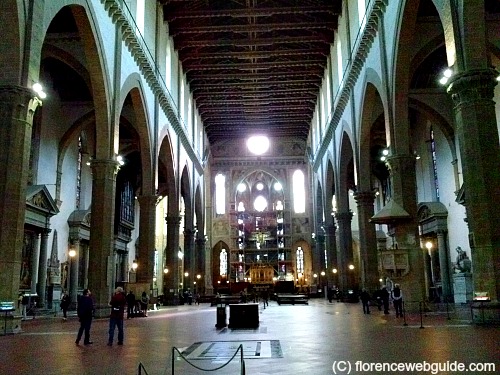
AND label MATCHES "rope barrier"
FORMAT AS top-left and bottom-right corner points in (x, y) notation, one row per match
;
(171, 343), (245, 374)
